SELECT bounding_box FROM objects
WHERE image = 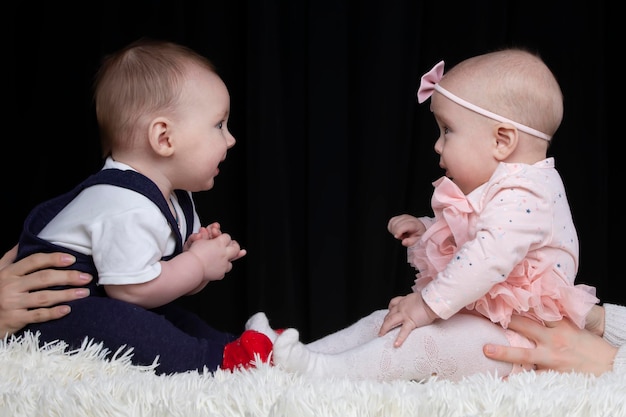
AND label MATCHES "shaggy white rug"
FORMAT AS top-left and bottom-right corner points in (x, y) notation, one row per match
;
(1, 332), (625, 417)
